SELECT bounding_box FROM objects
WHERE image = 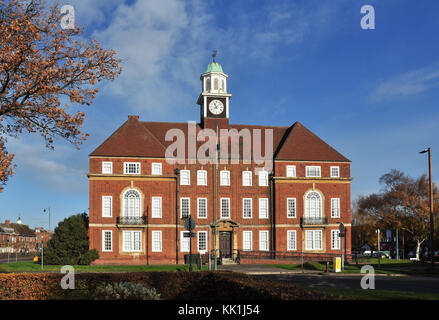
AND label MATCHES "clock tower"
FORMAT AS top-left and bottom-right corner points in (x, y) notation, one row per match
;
(197, 54), (232, 130)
